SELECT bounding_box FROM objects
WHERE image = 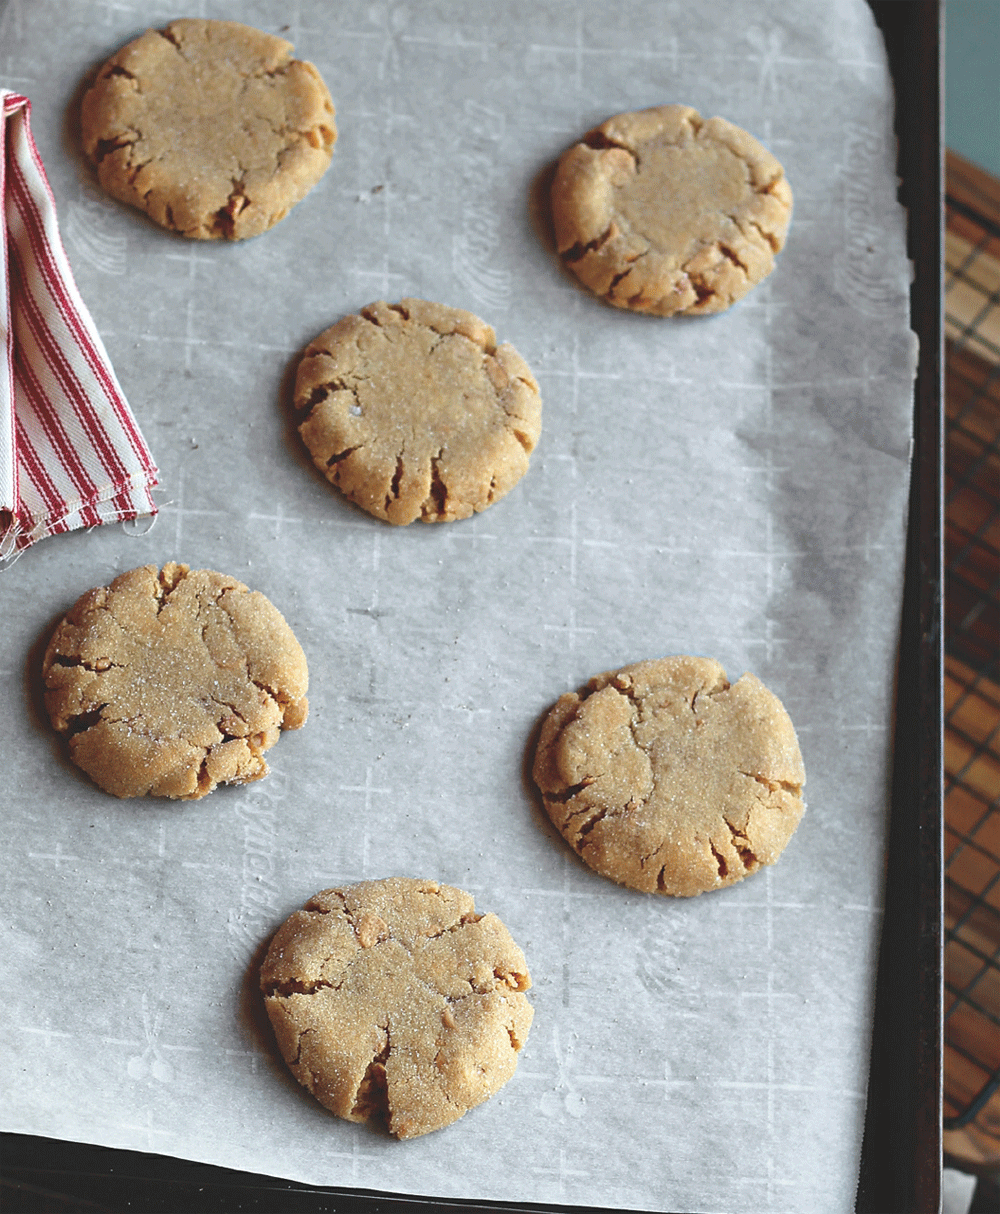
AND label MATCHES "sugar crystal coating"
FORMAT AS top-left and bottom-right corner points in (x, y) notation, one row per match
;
(260, 877), (533, 1138)
(42, 563), (309, 799)
(551, 104), (793, 315)
(80, 18), (336, 239)
(295, 299), (542, 524)
(533, 656), (805, 895)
